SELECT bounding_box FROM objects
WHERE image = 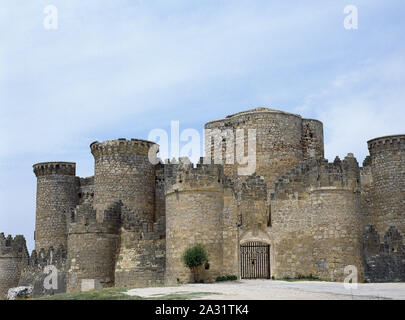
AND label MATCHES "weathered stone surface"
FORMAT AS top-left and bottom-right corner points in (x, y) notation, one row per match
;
(81, 279), (102, 291)
(7, 286), (33, 300)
